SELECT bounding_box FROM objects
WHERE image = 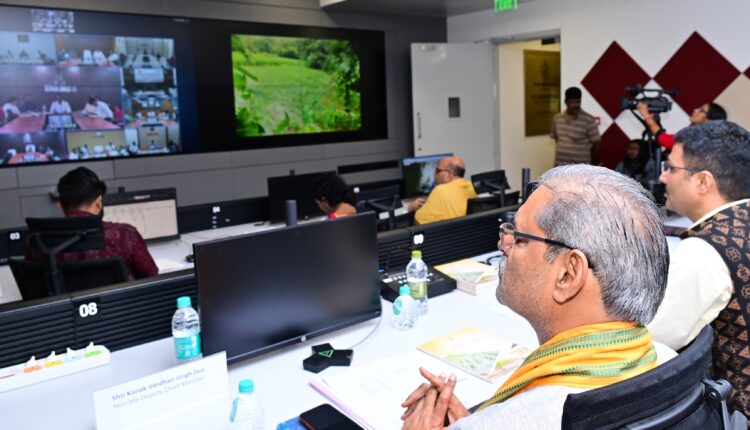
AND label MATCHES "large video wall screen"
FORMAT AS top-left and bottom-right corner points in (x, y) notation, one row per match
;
(0, 6), (387, 167)
(0, 7), (194, 166)
(232, 35), (362, 138)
